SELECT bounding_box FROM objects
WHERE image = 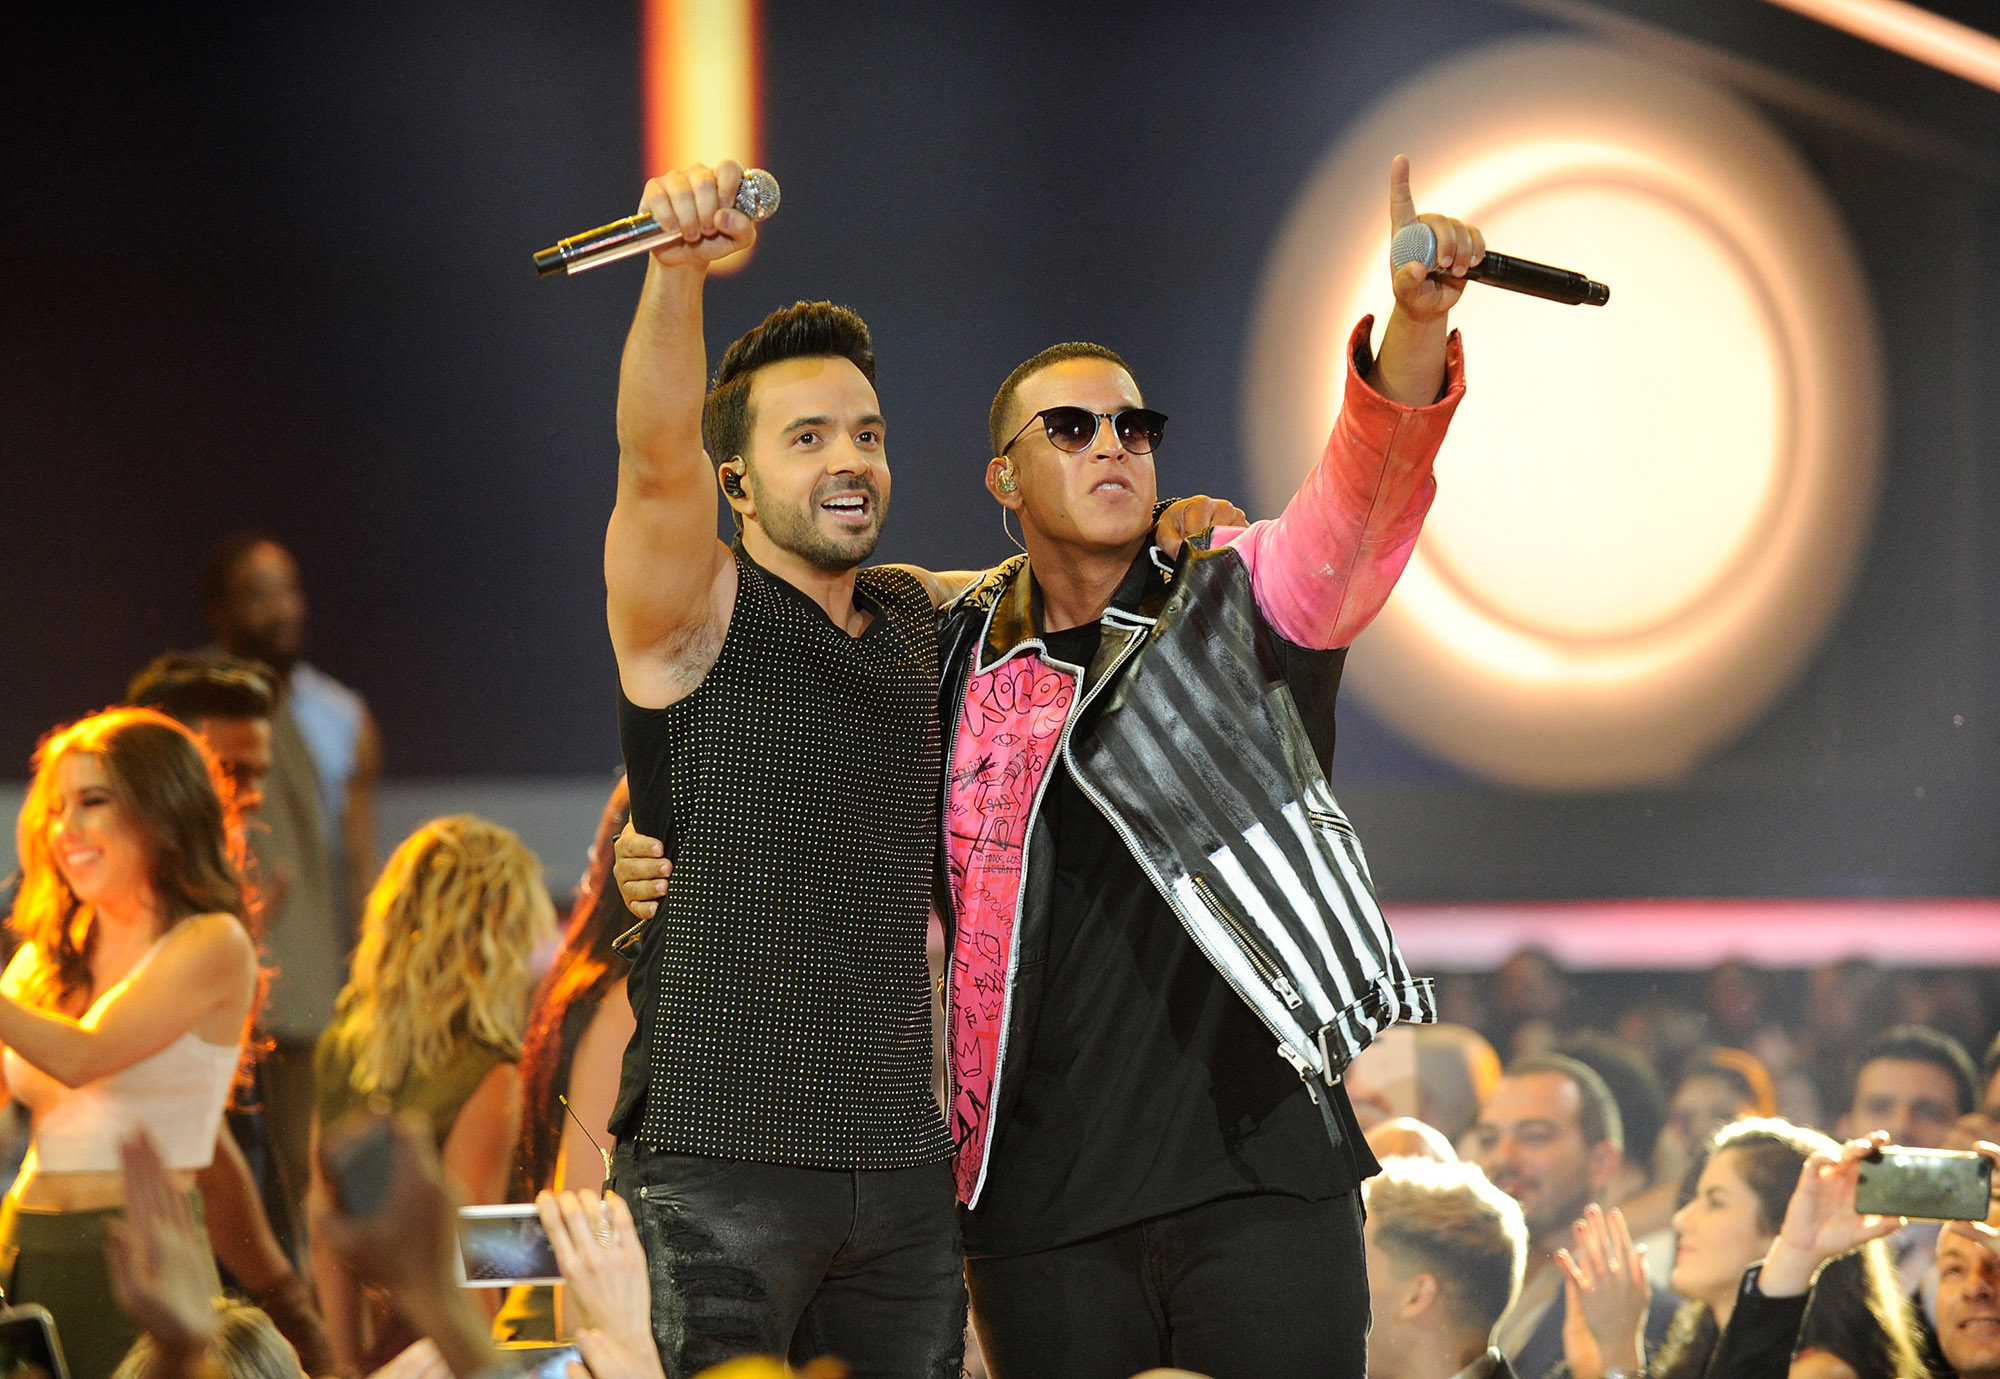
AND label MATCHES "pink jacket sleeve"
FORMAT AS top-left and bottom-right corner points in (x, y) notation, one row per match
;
(1219, 315), (1466, 650)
